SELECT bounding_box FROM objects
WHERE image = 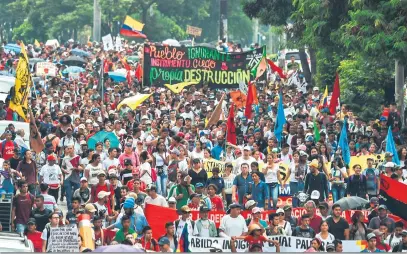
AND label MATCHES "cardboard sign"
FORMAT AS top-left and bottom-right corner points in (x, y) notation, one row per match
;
(36, 62), (58, 77)
(102, 34), (114, 51)
(186, 25), (202, 37)
(48, 225), (79, 252)
(143, 44), (264, 88)
(115, 36), (123, 51)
